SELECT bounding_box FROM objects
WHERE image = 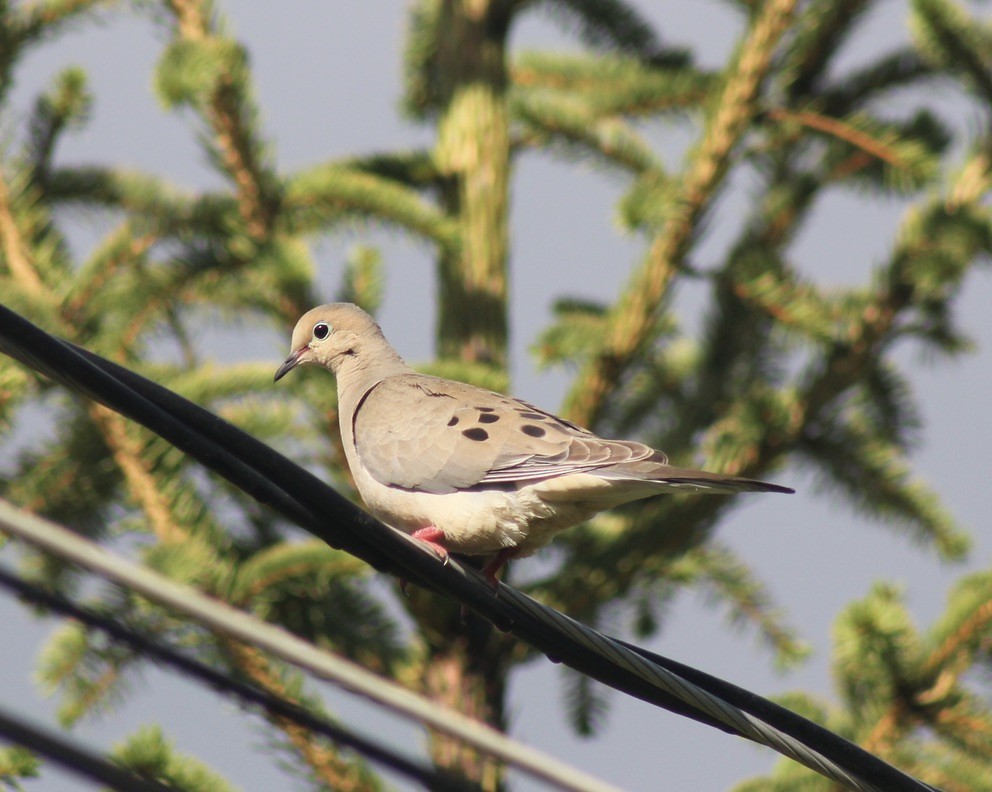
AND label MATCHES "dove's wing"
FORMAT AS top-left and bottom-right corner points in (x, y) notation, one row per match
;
(351, 373), (663, 494)
(353, 373), (793, 496)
